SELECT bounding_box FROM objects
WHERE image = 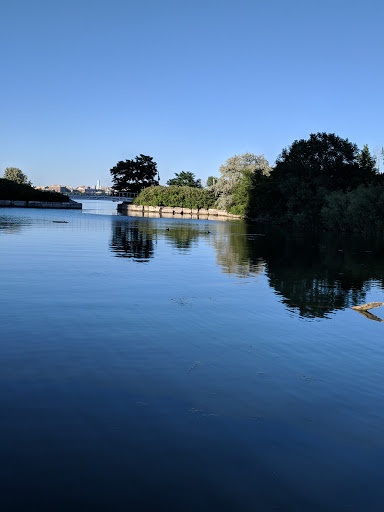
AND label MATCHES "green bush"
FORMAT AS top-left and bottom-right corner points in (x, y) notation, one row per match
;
(134, 185), (216, 209)
(0, 179), (70, 202)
